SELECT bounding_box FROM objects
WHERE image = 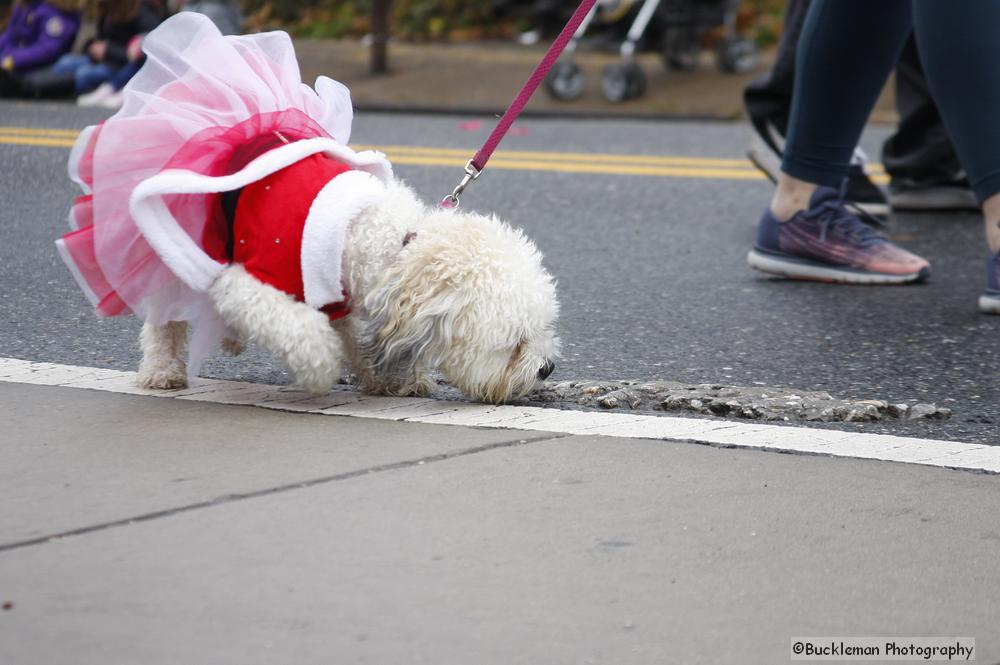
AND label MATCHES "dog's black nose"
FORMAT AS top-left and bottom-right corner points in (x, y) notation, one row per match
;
(537, 360), (555, 380)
